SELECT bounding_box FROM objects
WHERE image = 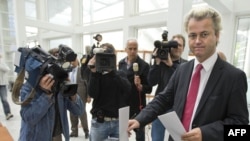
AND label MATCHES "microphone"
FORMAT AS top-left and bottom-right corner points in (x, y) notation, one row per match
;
(133, 63), (139, 76)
